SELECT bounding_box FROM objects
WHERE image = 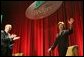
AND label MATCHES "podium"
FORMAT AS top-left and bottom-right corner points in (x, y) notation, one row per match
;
(12, 53), (23, 56)
(66, 45), (78, 56)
